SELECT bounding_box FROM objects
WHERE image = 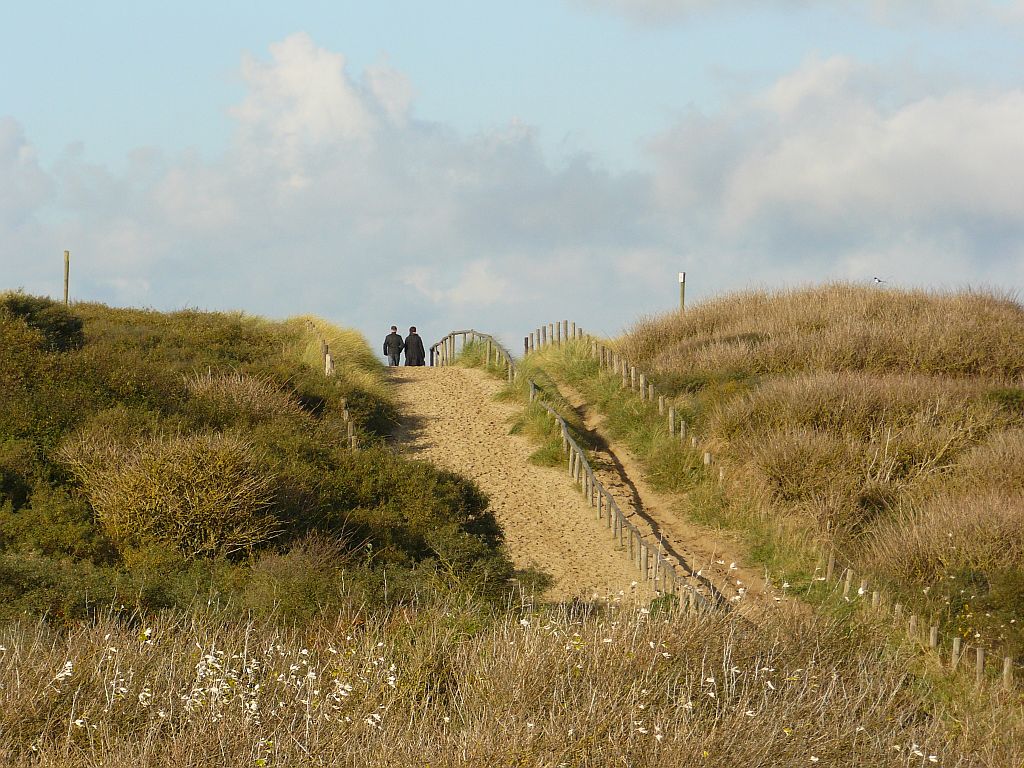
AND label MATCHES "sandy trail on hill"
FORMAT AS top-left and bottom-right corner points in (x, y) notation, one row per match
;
(388, 366), (652, 602)
(555, 382), (786, 618)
